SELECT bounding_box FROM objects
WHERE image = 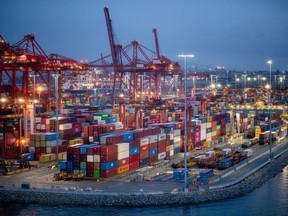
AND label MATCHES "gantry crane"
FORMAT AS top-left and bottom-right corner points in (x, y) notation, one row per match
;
(89, 7), (181, 108)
